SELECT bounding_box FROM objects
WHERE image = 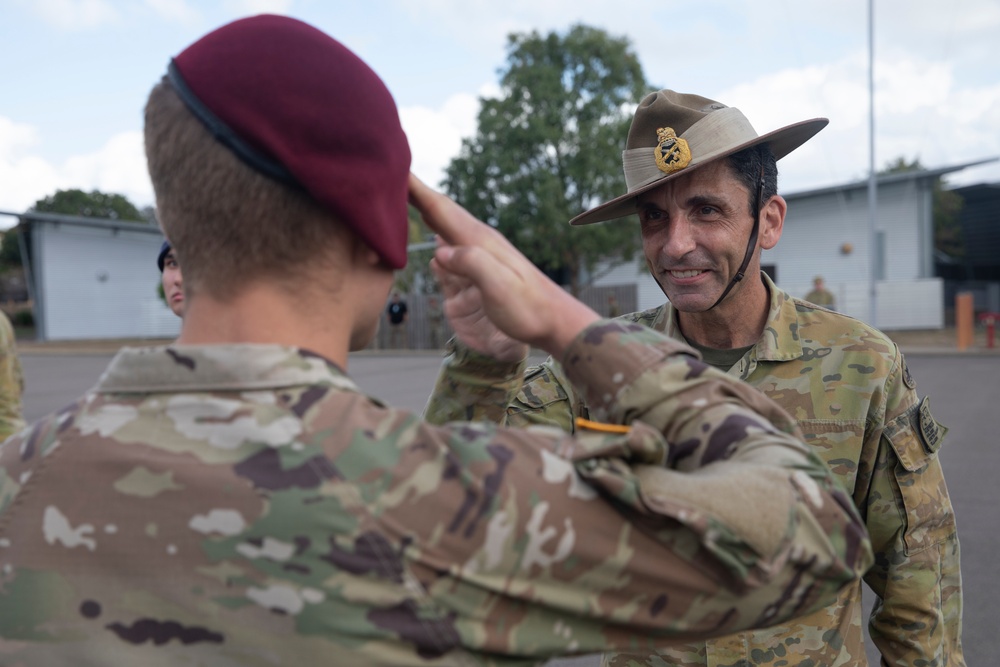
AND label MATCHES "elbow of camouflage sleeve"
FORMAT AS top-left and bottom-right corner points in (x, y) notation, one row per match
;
(751, 475), (873, 628)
